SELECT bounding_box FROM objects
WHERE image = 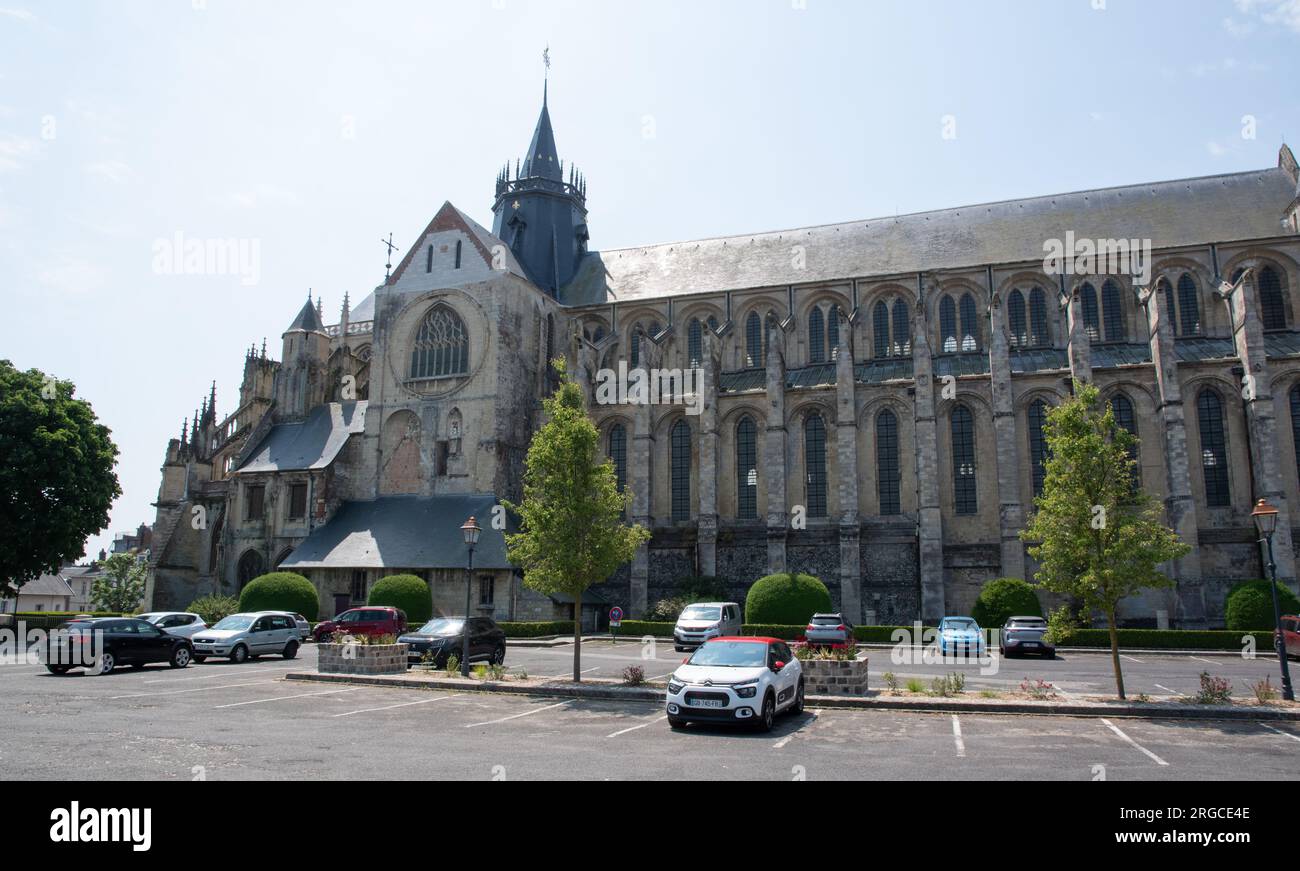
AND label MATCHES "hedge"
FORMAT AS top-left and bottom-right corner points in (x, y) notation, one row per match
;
(368, 574), (433, 624)
(744, 573), (832, 625)
(6, 612), (124, 631)
(616, 620), (674, 637)
(498, 621), (575, 638)
(970, 578), (1042, 628)
(238, 572), (319, 621)
(1224, 580), (1300, 631)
